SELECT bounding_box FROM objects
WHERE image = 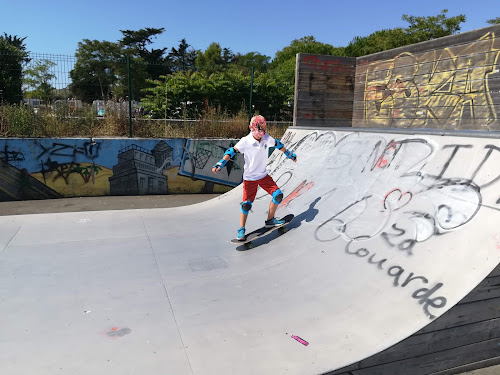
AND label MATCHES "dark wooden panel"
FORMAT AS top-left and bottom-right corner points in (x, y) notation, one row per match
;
(327, 319), (500, 374)
(298, 100), (354, 111)
(299, 62), (355, 76)
(296, 108), (353, 119)
(357, 24), (500, 63)
(430, 355), (500, 375)
(297, 56), (356, 75)
(487, 264), (500, 277)
(418, 297), (500, 333)
(298, 73), (355, 92)
(298, 53), (356, 74)
(298, 82), (354, 94)
(297, 91), (355, 102)
(294, 118), (352, 127)
(457, 275), (500, 304)
(349, 338), (500, 375)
